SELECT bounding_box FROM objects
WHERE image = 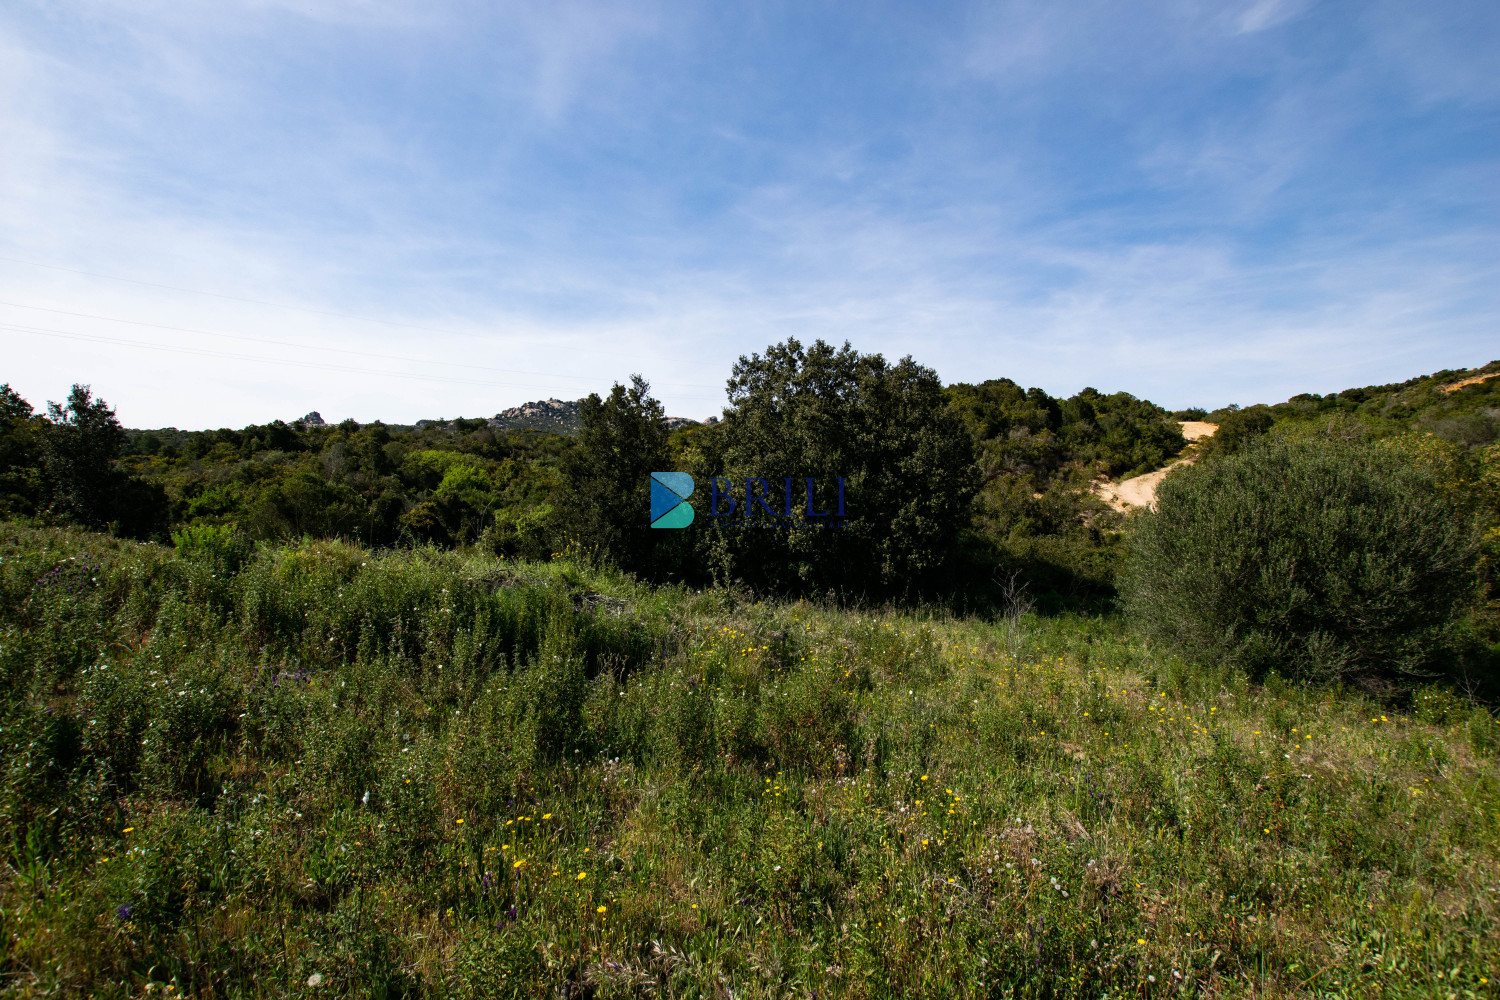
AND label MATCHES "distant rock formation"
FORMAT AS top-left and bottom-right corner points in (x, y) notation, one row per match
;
(487, 398), (582, 432)
(299, 411), (326, 426)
